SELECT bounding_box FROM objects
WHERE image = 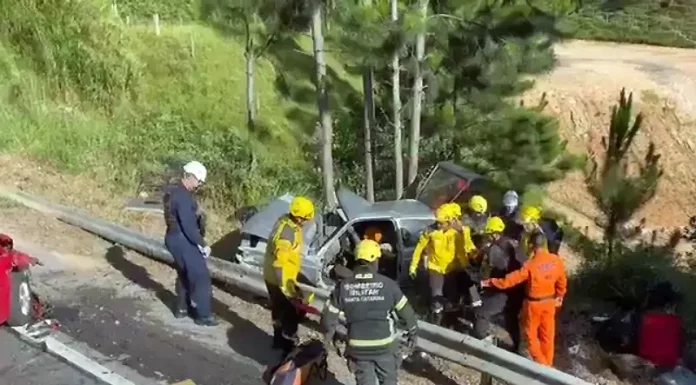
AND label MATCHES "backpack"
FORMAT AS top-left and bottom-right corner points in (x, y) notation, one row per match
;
(264, 339), (328, 385)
